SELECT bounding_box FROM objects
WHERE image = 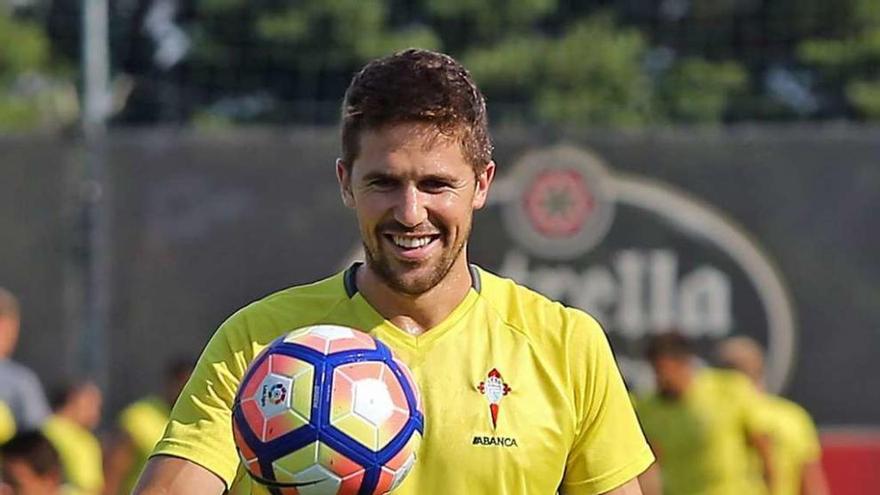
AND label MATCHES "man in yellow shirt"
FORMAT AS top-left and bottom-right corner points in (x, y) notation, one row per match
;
(134, 49), (654, 495)
(717, 337), (830, 495)
(102, 359), (193, 495)
(42, 381), (104, 495)
(636, 333), (773, 495)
